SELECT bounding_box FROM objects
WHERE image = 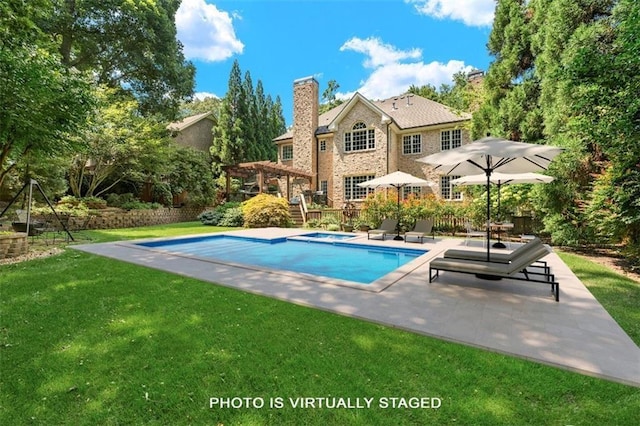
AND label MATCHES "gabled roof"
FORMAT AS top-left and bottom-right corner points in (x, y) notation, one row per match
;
(274, 93), (470, 142)
(326, 92), (391, 132)
(167, 111), (214, 132)
(372, 94), (470, 129)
